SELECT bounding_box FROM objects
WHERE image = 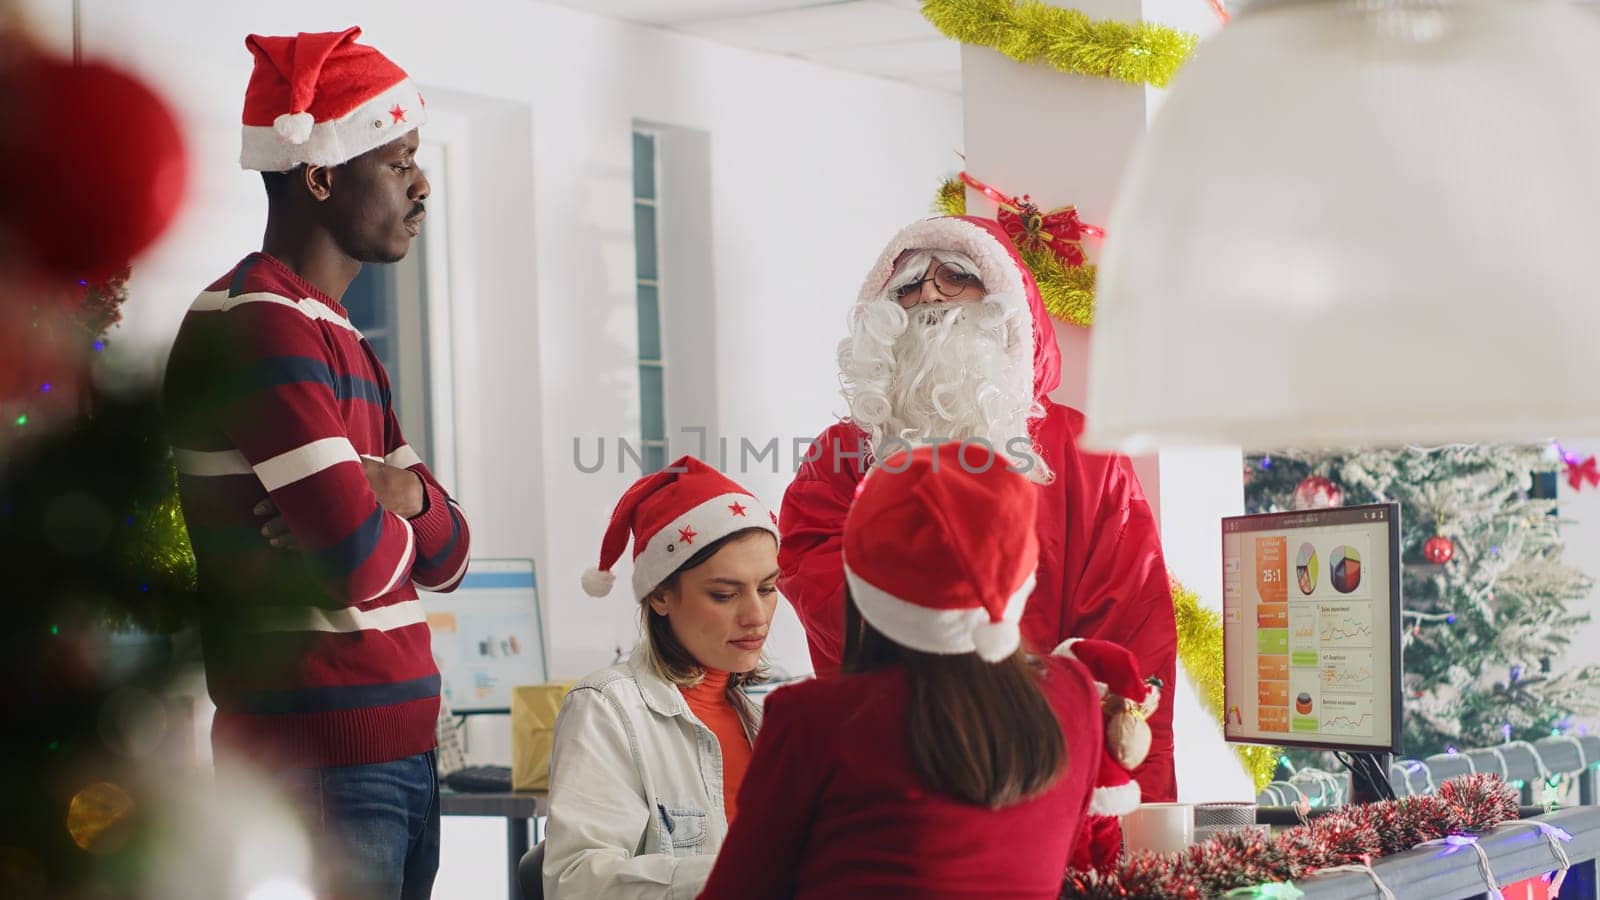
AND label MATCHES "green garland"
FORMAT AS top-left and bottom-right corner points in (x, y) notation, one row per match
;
(922, 0), (1197, 89)
(935, 178), (1098, 328)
